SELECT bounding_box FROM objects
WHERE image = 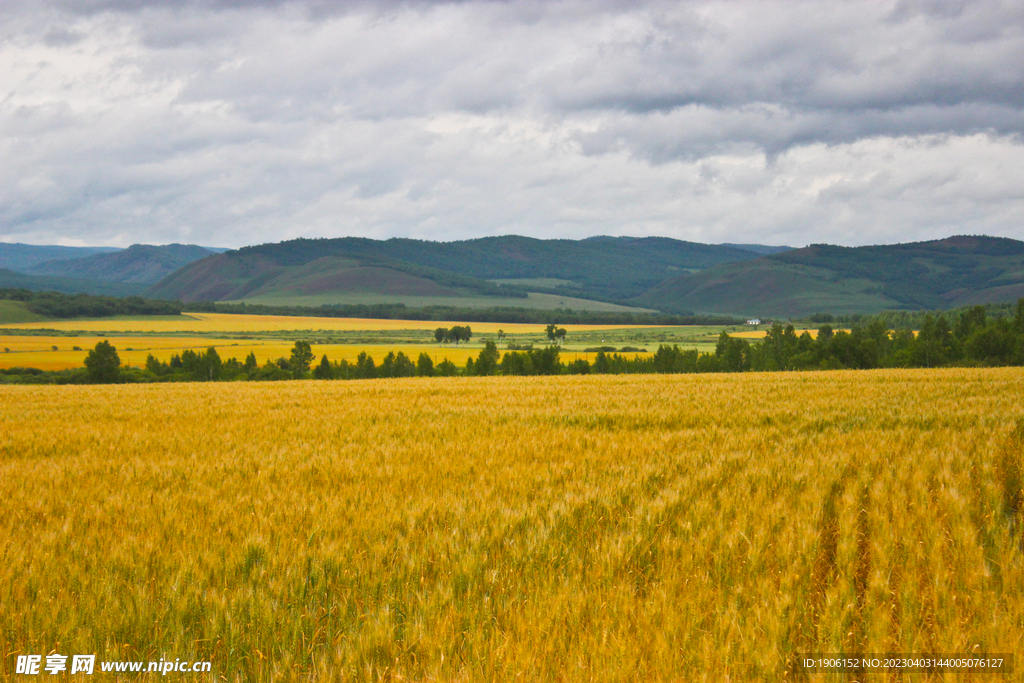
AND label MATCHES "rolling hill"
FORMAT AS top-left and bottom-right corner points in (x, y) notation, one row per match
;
(150, 235), (776, 307)
(147, 250), (559, 307)
(27, 243), (220, 285)
(151, 250), (658, 311)
(13, 235), (1024, 318)
(637, 235), (1024, 318)
(0, 243), (120, 271)
(0, 268), (148, 297)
